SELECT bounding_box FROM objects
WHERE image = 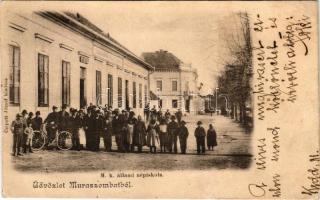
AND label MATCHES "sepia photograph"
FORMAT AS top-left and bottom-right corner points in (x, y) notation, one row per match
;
(2, 5), (253, 172)
(1, 1), (318, 199)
